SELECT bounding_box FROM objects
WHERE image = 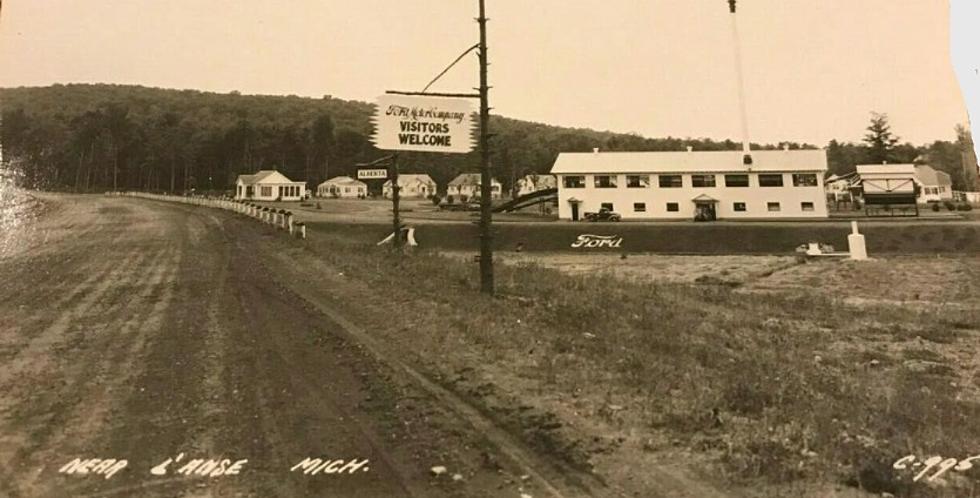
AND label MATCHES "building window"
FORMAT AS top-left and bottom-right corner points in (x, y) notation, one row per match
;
(626, 175), (650, 188)
(725, 174), (749, 187)
(666, 202), (679, 212)
(759, 174), (784, 187)
(691, 174), (716, 187)
(601, 202), (614, 211)
(733, 202), (746, 212)
(634, 202), (646, 212)
(261, 186), (272, 197)
(767, 202), (781, 212)
(594, 175), (618, 188)
(801, 202), (815, 211)
(563, 176), (585, 188)
(659, 175), (683, 188)
(344, 187), (350, 193)
(792, 174), (818, 187)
